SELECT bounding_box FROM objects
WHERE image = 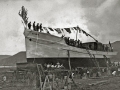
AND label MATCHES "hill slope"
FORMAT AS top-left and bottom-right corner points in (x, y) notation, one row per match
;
(111, 41), (120, 61)
(0, 51), (27, 66)
(0, 55), (11, 61)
